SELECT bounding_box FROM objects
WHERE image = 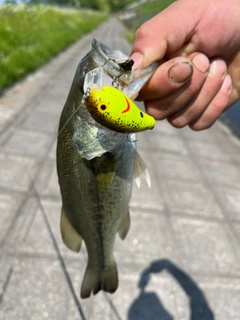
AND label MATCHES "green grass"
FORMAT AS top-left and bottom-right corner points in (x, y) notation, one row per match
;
(0, 4), (108, 92)
(122, 0), (175, 42)
(134, 0), (175, 21)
